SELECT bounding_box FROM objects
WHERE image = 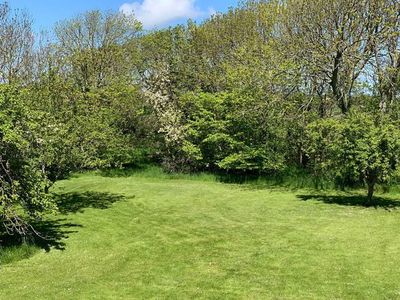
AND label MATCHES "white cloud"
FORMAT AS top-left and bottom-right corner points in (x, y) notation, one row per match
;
(120, 0), (204, 29)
